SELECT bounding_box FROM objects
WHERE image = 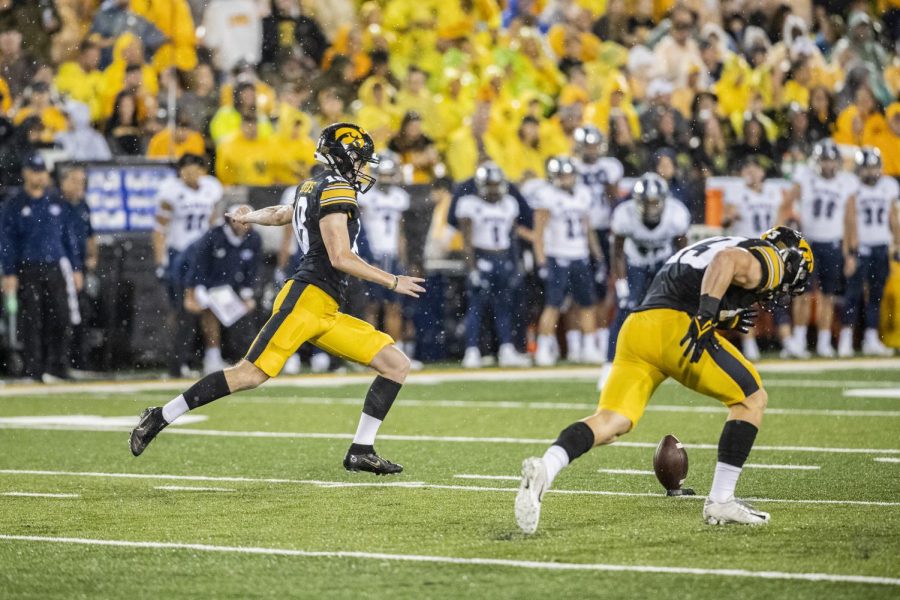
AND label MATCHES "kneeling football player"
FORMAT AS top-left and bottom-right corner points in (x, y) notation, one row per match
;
(129, 123), (426, 475)
(515, 227), (813, 531)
